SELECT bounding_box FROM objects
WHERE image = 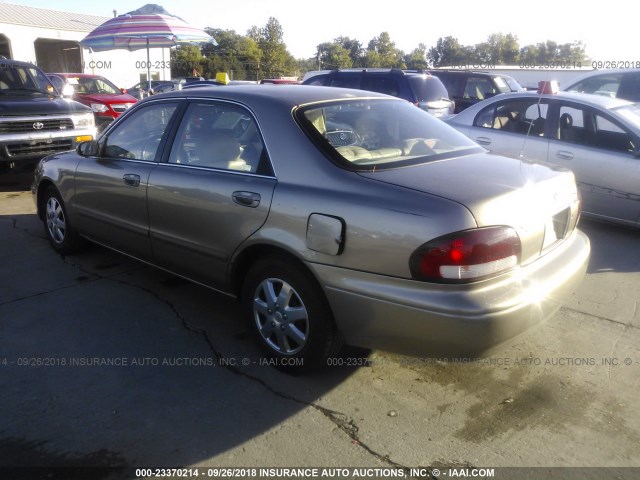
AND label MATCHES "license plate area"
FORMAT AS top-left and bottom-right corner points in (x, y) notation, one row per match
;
(542, 207), (571, 251)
